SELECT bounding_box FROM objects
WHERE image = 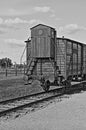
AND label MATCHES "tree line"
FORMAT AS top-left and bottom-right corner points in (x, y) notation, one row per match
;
(0, 58), (13, 68)
(0, 58), (25, 68)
